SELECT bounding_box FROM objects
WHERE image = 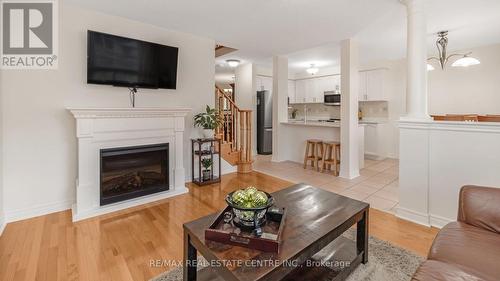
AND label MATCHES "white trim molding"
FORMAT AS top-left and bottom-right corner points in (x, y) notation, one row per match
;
(4, 199), (73, 222)
(0, 215), (5, 236)
(396, 207), (430, 227)
(398, 119), (500, 229)
(68, 107), (191, 222)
